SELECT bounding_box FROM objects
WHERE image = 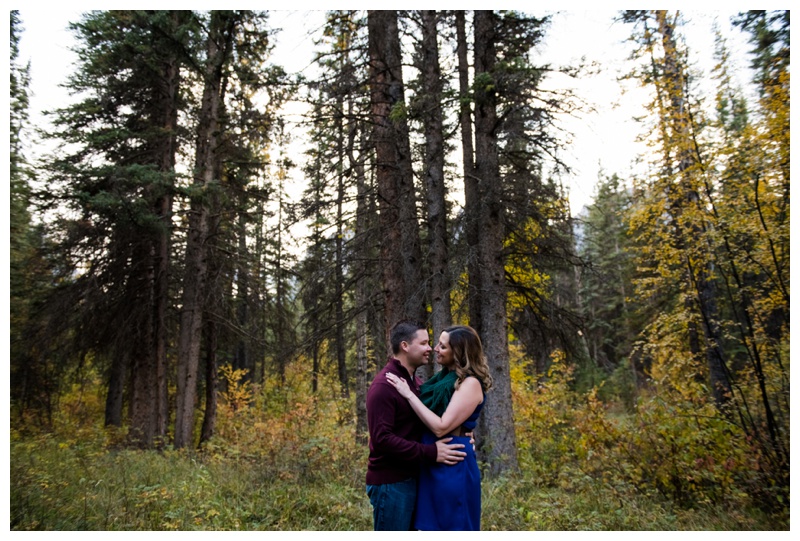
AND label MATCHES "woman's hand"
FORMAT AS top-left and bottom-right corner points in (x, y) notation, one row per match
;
(385, 372), (414, 399)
